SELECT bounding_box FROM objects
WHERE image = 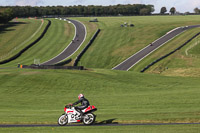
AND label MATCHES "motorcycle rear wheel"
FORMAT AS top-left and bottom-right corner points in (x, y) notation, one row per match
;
(58, 114), (68, 126)
(83, 113), (96, 125)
